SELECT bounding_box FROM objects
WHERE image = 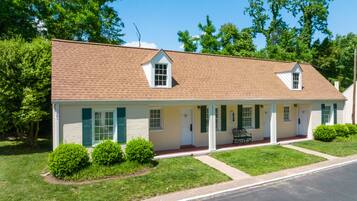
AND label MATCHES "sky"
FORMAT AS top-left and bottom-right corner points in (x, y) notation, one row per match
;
(112, 0), (357, 50)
